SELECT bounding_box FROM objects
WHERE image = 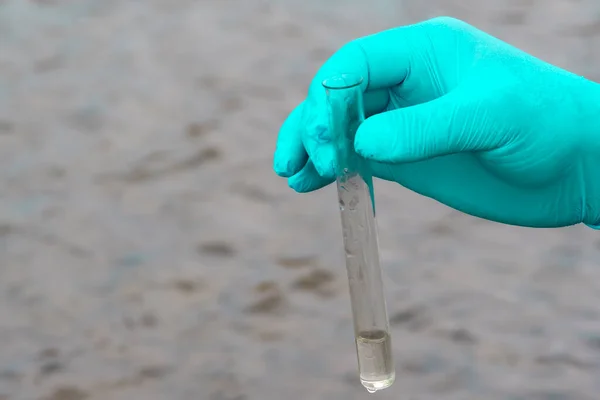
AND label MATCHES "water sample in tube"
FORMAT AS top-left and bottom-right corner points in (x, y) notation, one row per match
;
(322, 73), (395, 393)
